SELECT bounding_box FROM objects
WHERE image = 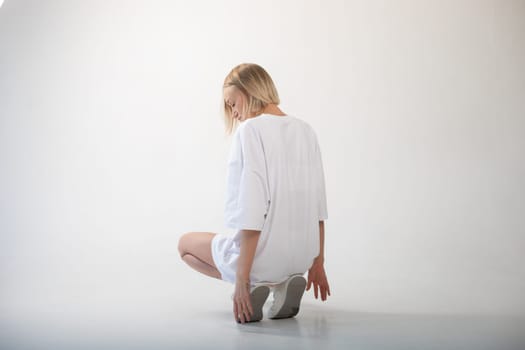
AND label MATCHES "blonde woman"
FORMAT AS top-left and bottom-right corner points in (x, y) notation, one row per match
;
(178, 63), (330, 324)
